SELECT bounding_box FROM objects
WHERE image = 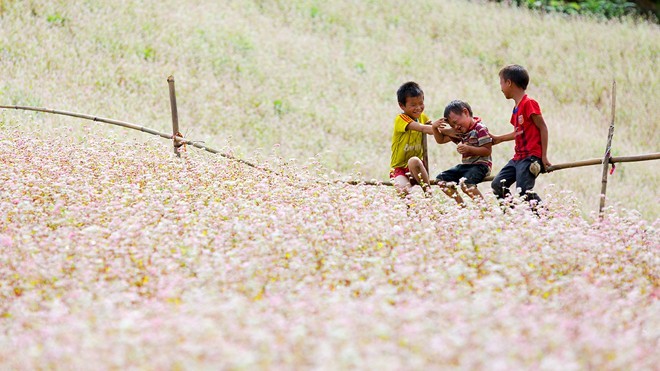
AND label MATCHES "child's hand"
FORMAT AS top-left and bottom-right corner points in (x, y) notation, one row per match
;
(432, 118), (447, 130)
(457, 143), (469, 154)
(542, 156), (552, 170)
